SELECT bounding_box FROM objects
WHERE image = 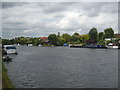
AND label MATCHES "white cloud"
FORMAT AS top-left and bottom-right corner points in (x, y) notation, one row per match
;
(2, 0), (119, 2)
(2, 2), (118, 38)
